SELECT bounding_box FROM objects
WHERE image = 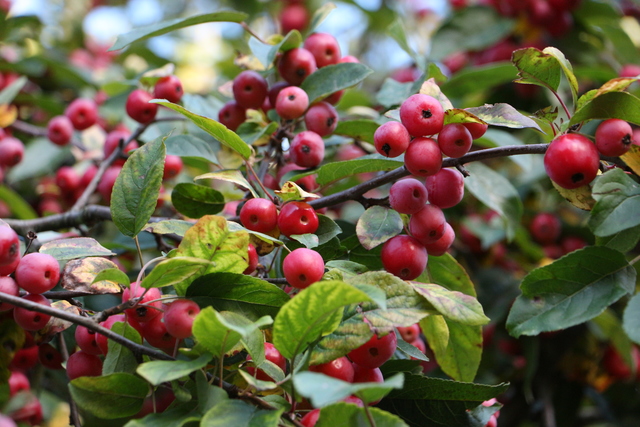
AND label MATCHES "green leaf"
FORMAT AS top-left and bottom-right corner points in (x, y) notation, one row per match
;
(589, 168), (640, 237)
(294, 372), (404, 407)
(387, 17), (418, 65)
(187, 272), (290, 320)
(420, 315), (482, 382)
(464, 162), (523, 241)
(103, 322), (142, 376)
(308, 2), (337, 34)
(109, 11), (248, 51)
(290, 233), (319, 248)
(418, 254), (482, 382)
(334, 119), (379, 144)
(356, 206), (403, 250)
(273, 280), (372, 359)
(195, 170), (257, 197)
(61, 257), (122, 294)
(311, 272), (435, 364)
(512, 47), (562, 93)
(137, 352), (212, 386)
(430, 6), (515, 60)
(237, 370), (279, 392)
(171, 183), (225, 219)
(317, 402), (409, 427)
(0, 185), (37, 219)
(269, 30), (303, 63)
(412, 284), (488, 325)
(173, 215), (249, 295)
(111, 135), (166, 238)
(376, 78), (424, 109)
(315, 155), (403, 186)
(143, 220), (194, 237)
(0, 76), (27, 105)
(542, 47), (578, 104)
(440, 62), (517, 98)
(465, 104), (542, 132)
(624, 294), (640, 345)
(141, 257), (212, 289)
(201, 400), (282, 427)
(39, 237), (115, 261)
(395, 332), (429, 362)
(316, 215), (343, 246)
(506, 246), (636, 337)
(165, 134), (219, 164)
(301, 63), (373, 103)
(378, 374), (509, 427)
(92, 268), (131, 288)
(419, 78), (453, 111)
(69, 373), (148, 419)
(596, 224), (640, 253)
(570, 91), (640, 126)
(193, 307), (272, 356)
(152, 101), (252, 160)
